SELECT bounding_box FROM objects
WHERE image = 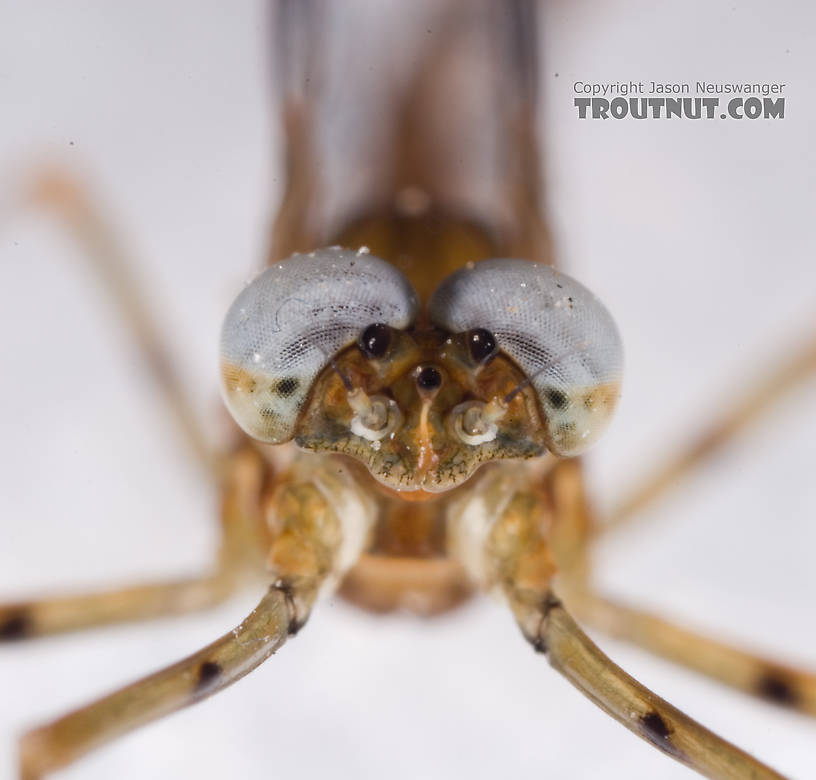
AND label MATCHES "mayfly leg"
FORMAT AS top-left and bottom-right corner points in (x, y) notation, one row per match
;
(545, 458), (816, 717)
(0, 445), (270, 641)
(14, 170), (220, 477)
